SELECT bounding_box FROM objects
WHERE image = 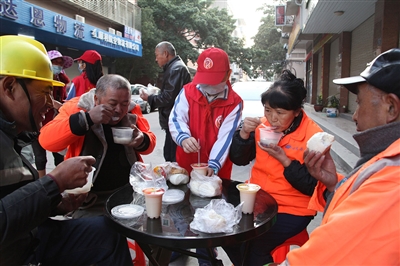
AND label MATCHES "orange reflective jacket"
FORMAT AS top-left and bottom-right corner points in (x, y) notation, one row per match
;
(286, 138), (400, 265)
(40, 93), (156, 166)
(251, 111), (322, 216)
